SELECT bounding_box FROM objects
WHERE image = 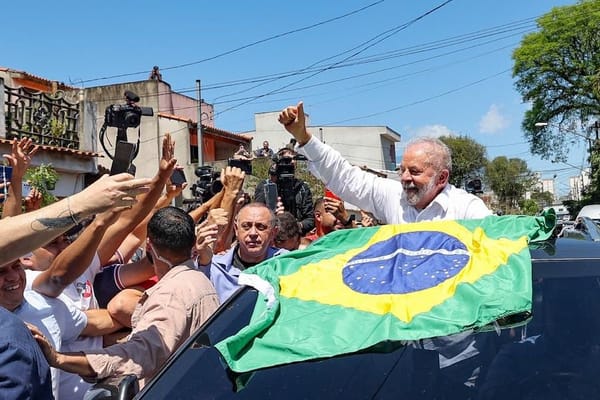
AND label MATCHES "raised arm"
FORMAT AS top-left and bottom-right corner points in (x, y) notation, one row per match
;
(213, 166), (245, 253)
(0, 173), (151, 265)
(2, 138), (38, 218)
(187, 190), (224, 224)
(97, 134), (177, 265)
(32, 208), (125, 298)
(278, 101), (311, 146)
